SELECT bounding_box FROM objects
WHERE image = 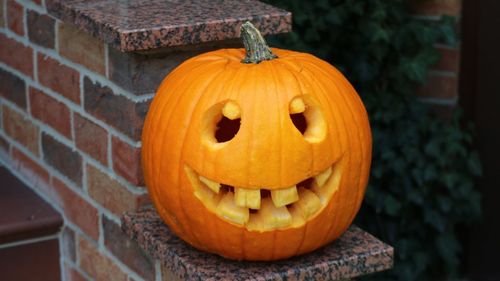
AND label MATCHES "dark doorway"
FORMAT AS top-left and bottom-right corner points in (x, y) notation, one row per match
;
(460, 1), (500, 280)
